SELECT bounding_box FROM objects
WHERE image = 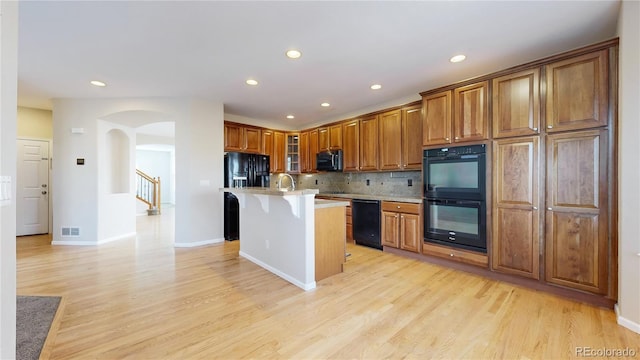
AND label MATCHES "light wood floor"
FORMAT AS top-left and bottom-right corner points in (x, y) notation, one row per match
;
(17, 207), (639, 359)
